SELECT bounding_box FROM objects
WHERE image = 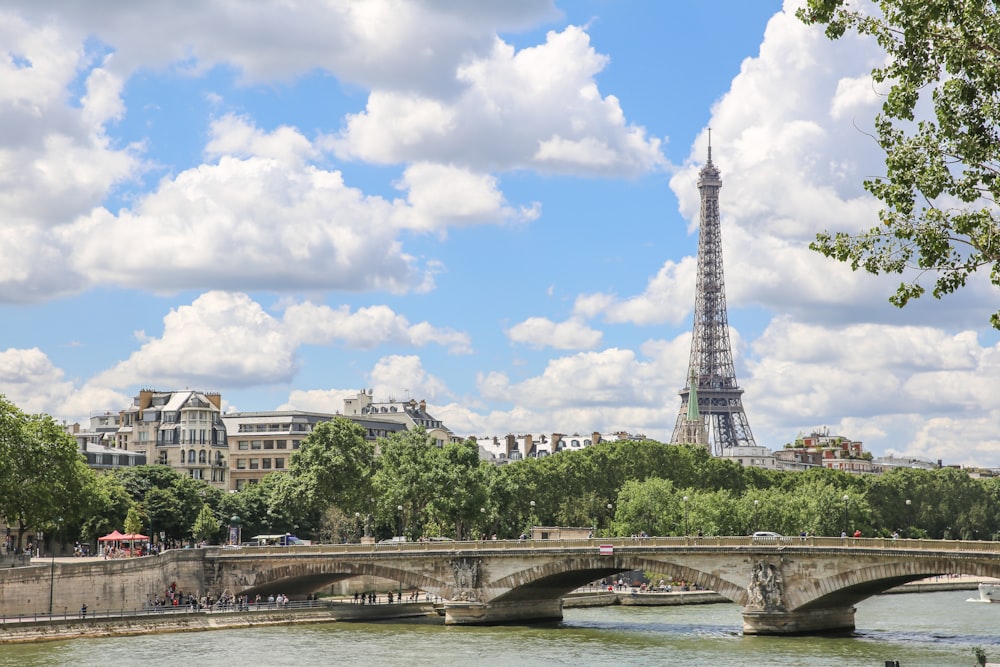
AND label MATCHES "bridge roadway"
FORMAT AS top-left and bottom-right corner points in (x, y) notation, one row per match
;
(5, 536), (1000, 635)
